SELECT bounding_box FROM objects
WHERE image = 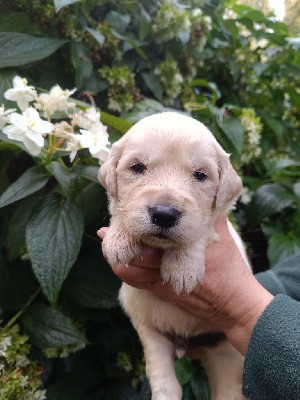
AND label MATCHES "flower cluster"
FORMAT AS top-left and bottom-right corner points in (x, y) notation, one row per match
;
(240, 108), (263, 164)
(99, 66), (137, 114)
(152, 2), (191, 43)
(0, 324), (46, 400)
(1, 76), (110, 163)
(155, 54), (184, 105)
